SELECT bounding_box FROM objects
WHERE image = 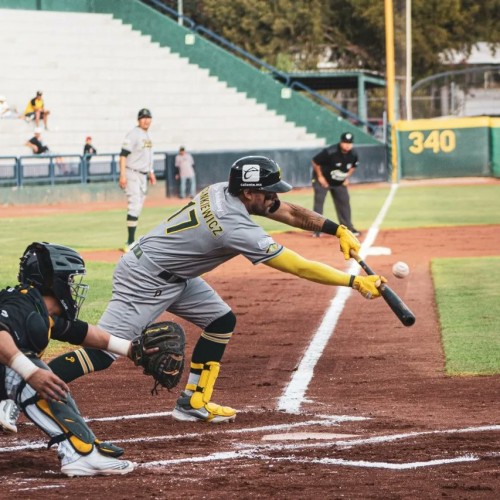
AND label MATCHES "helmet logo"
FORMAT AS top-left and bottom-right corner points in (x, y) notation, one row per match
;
(242, 164), (260, 182)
